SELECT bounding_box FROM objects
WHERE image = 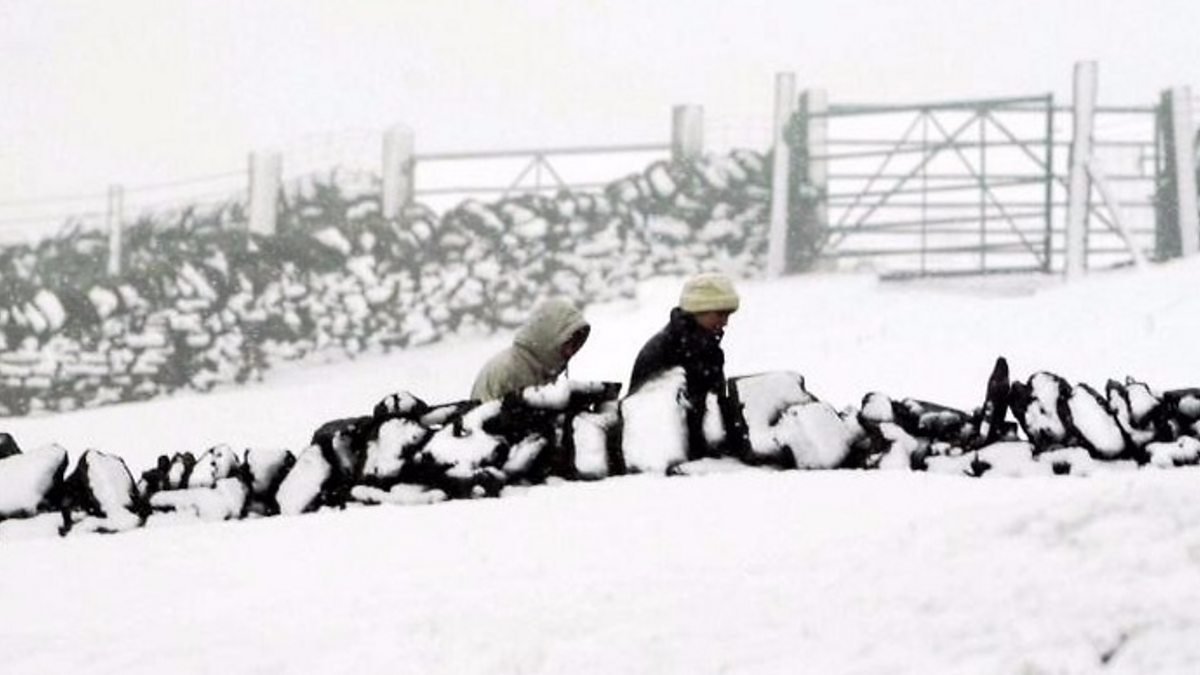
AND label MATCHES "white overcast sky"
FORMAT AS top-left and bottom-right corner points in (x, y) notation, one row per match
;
(2, 0), (1198, 204)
